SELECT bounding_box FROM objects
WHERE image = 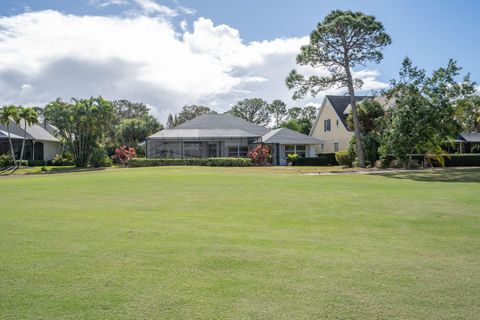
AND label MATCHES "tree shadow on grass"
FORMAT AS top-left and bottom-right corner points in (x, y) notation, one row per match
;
(377, 168), (480, 183)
